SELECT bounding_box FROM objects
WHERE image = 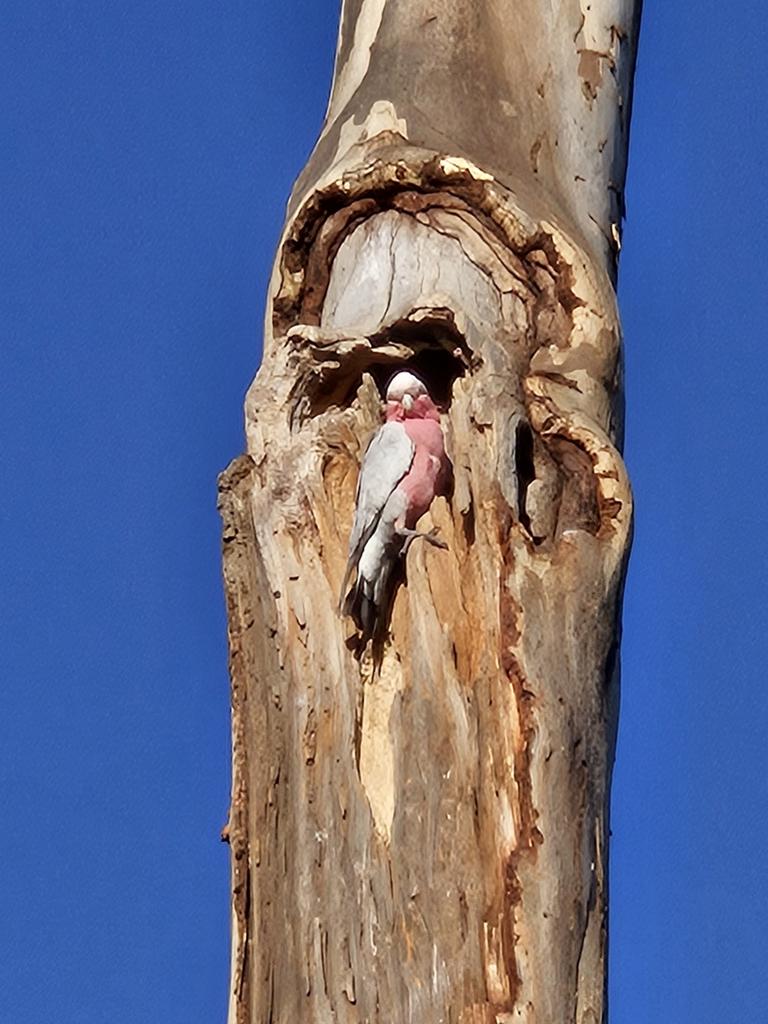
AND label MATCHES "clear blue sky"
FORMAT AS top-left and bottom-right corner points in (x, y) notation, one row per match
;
(2, 2), (767, 1021)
